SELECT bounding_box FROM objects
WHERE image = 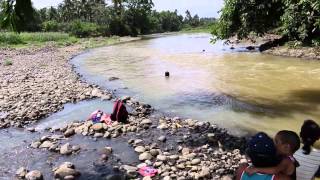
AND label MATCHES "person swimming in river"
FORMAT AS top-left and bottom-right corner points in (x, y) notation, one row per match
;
(245, 130), (300, 180)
